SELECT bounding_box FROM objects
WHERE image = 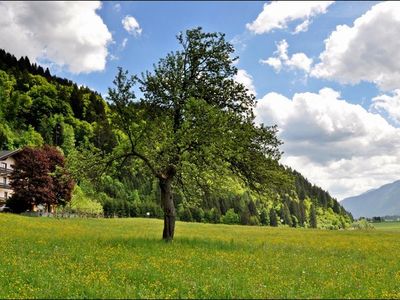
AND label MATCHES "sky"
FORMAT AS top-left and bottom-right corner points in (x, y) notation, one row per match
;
(1, 1), (400, 200)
